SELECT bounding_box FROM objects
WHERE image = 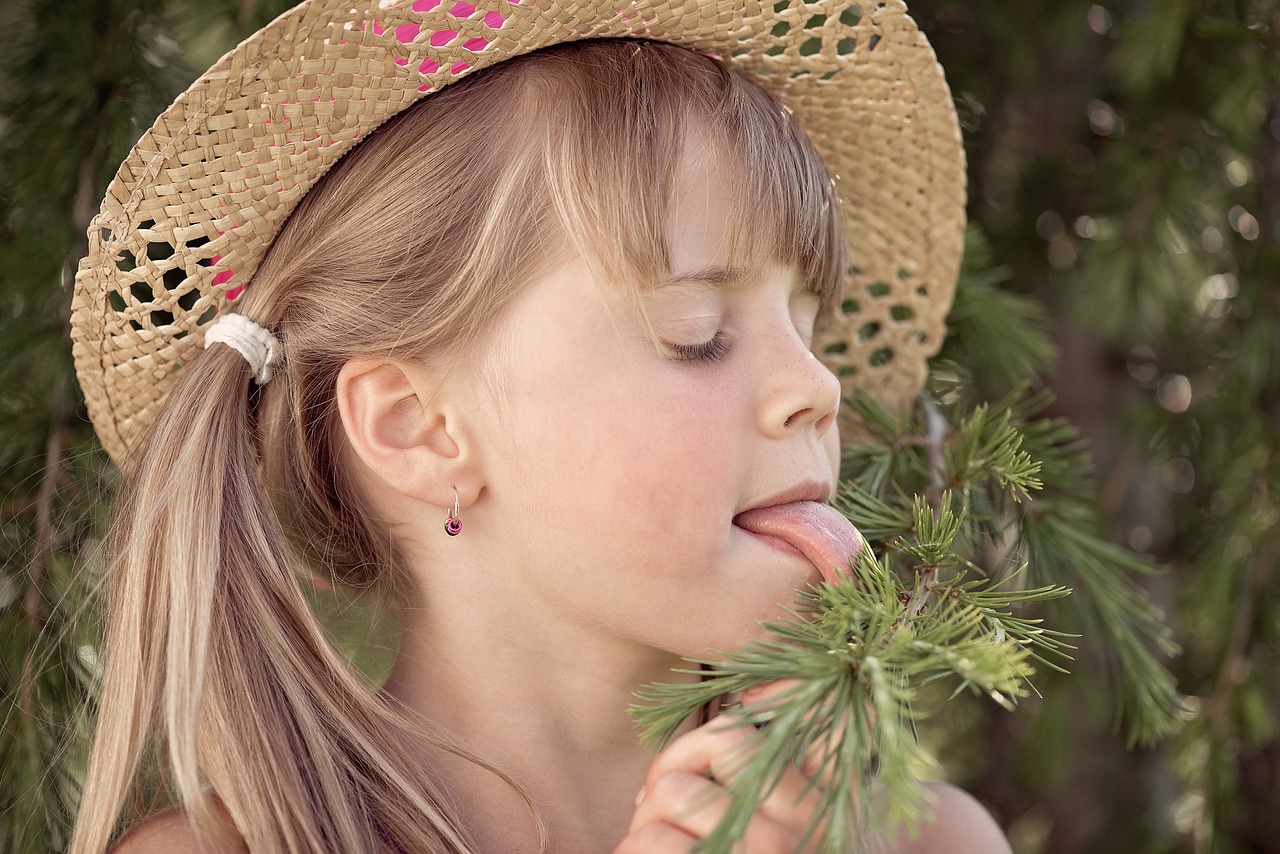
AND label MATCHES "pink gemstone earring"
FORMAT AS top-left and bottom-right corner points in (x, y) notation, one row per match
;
(444, 490), (462, 536)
